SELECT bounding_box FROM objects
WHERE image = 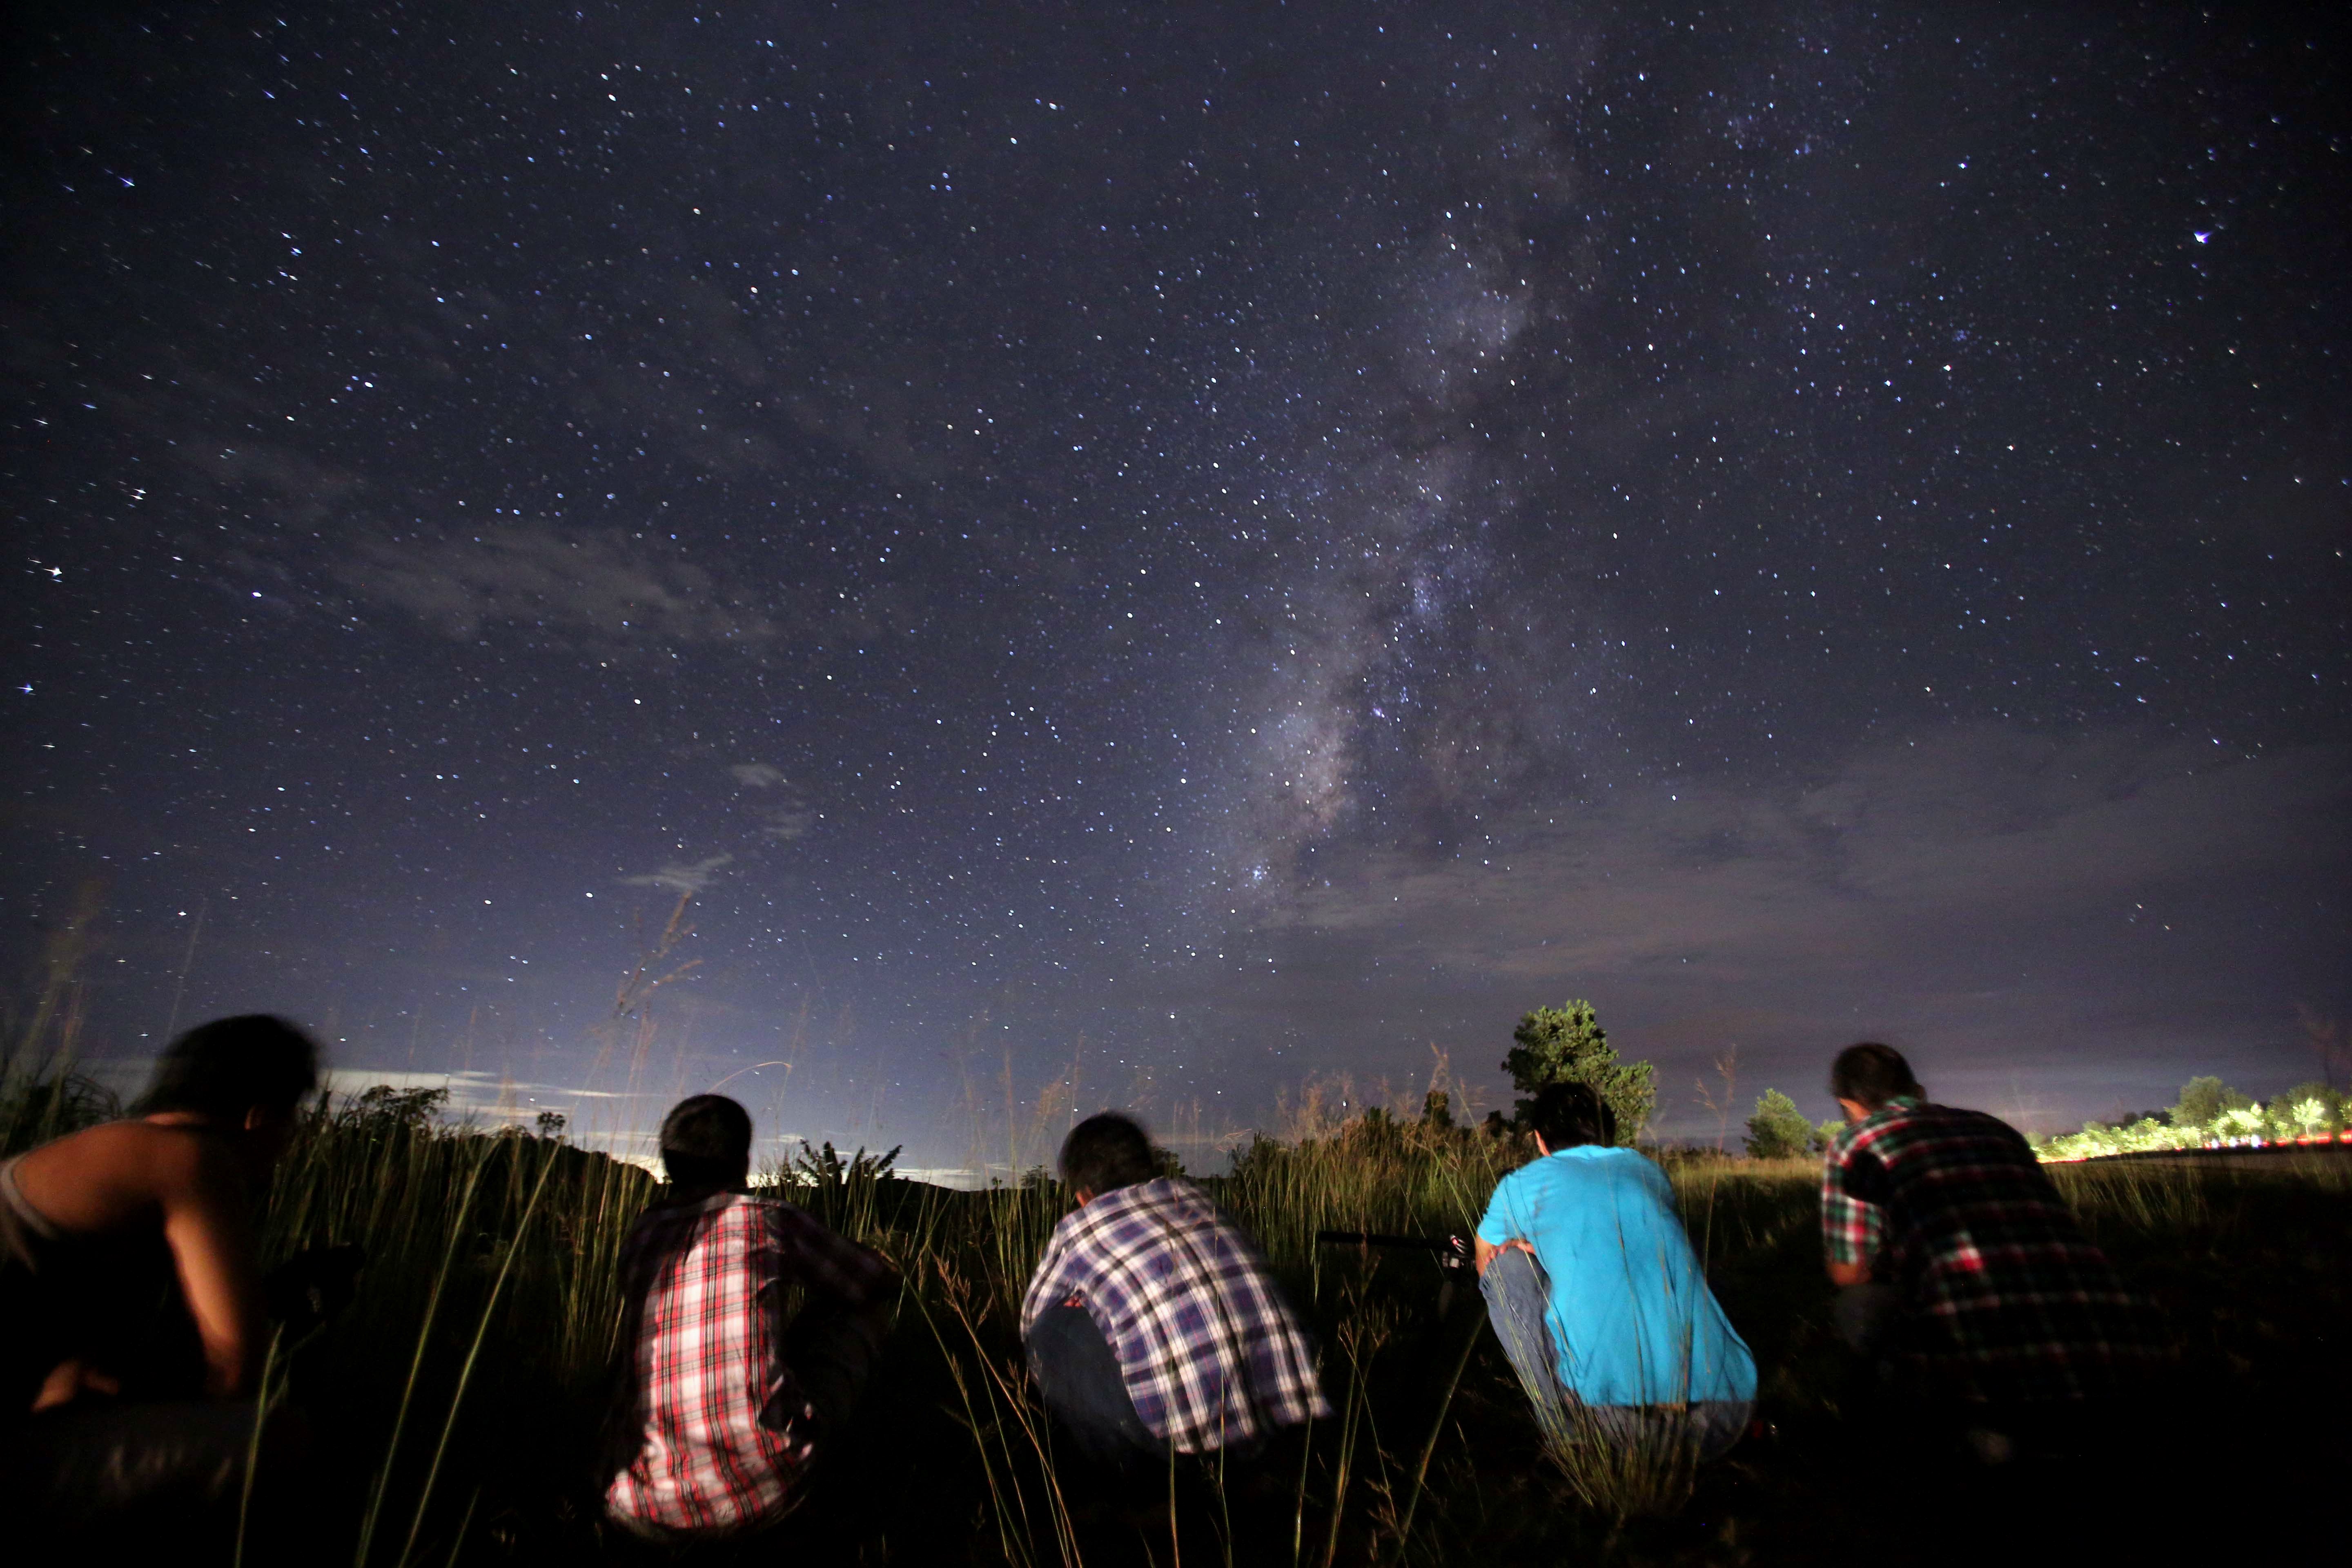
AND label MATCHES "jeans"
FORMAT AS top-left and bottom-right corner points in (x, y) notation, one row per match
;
(1480, 1247), (1749, 1461)
(1025, 1303), (1164, 1469)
